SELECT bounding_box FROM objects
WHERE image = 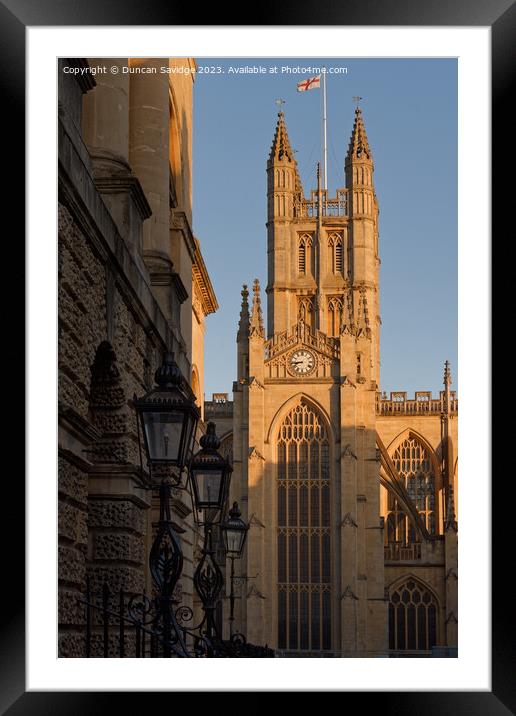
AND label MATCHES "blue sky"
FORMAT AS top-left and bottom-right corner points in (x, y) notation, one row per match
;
(192, 58), (457, 399)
